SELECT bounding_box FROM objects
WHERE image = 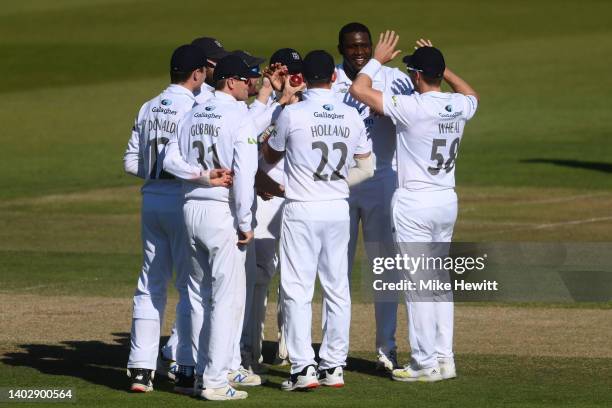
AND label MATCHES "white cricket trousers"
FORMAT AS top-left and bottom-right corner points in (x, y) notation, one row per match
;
(242, 195), (285, 363)
(391, 188), (457, 370)
(128, 193), (192, 370)
(183, 200), (247, 389)
(347, 173), (399, 356)
(280, 200), (351, 374)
